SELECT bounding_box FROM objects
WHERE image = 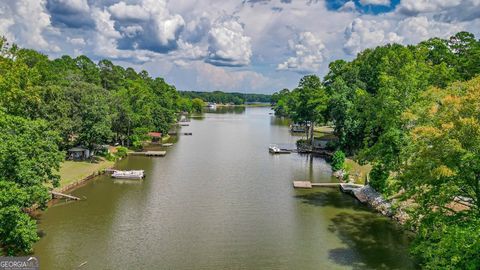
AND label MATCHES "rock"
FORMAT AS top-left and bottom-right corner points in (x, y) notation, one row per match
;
(353, 185), (393, 217)
(333, 169), (345, 180)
